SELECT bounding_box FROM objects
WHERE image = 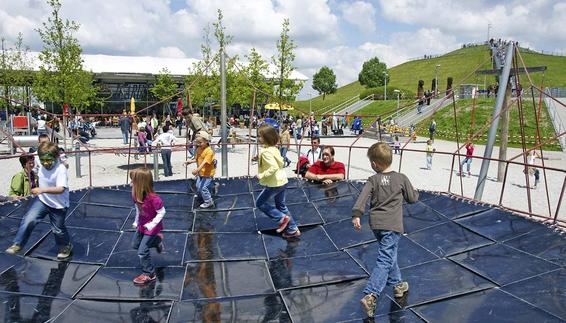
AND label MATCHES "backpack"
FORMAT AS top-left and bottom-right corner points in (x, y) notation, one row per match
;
(295, 156), (310, 177)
